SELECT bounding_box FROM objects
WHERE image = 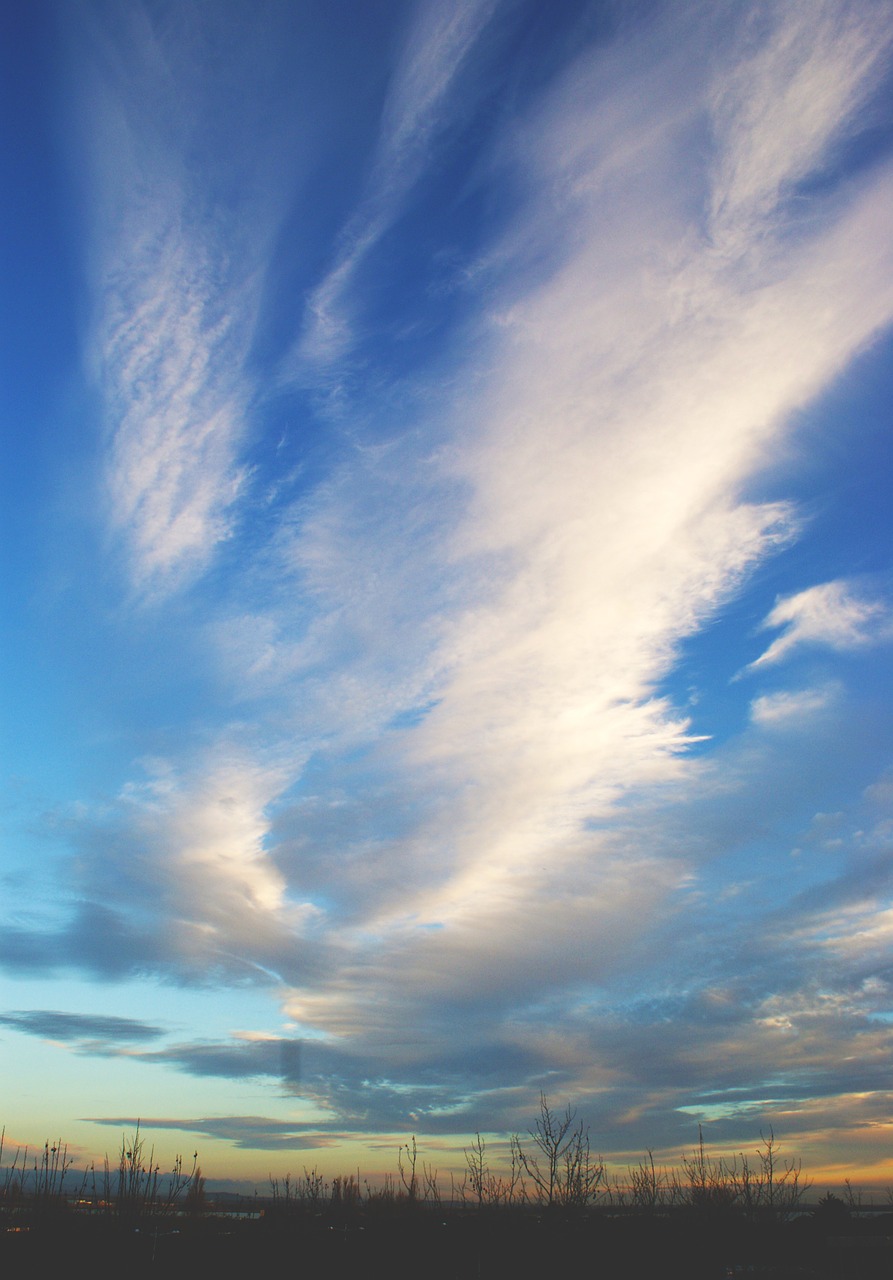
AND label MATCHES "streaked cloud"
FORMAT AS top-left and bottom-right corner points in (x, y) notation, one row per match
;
(749, 581), (890, 670)
(69, 2), (284, 600)
(258, 0), (893, 1085)
(0, 1010), (164, 1044)
(86, 1114), (337, 1151)
(4, 0), (893, 1177)
(52, 0), (893, 1121)
(706, 1), (889, 259)
(295, 0), (500, 371)
(97, 227), (253, 599)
